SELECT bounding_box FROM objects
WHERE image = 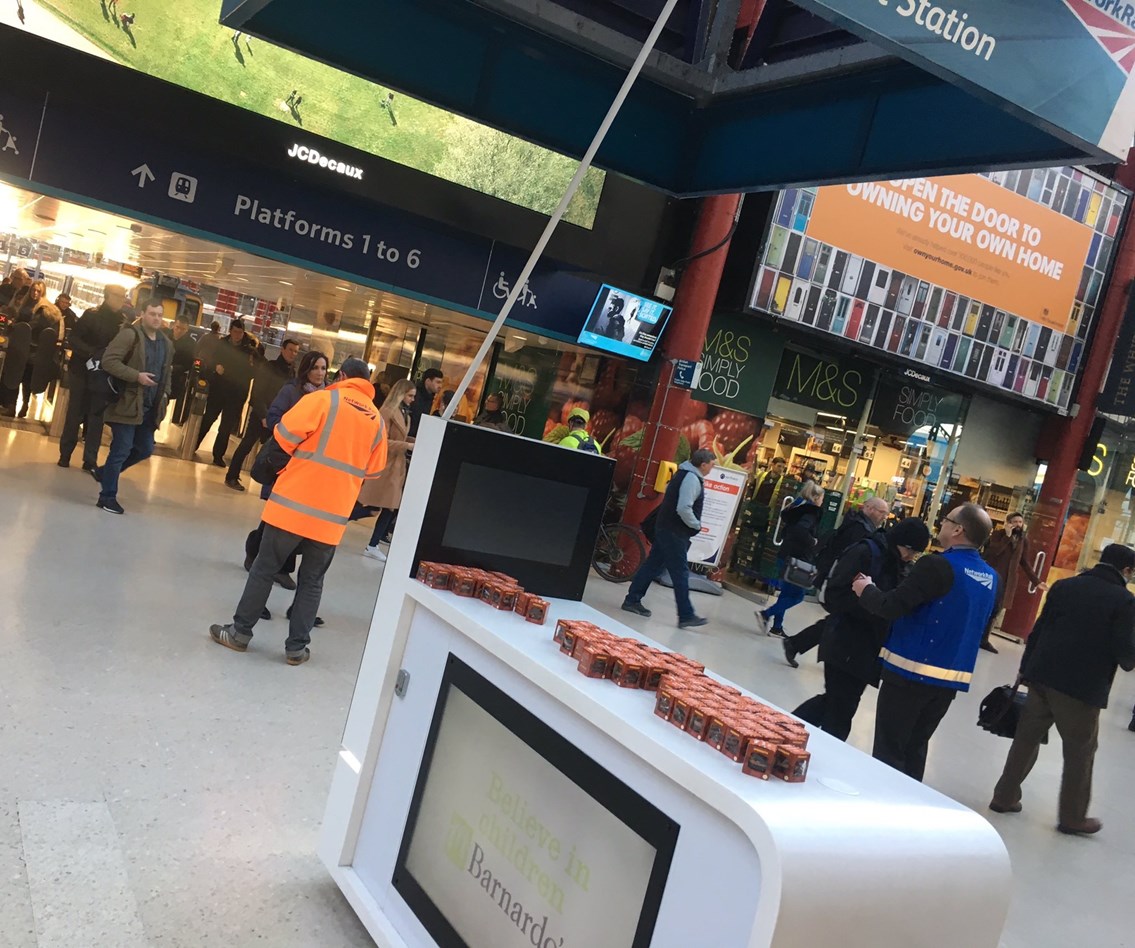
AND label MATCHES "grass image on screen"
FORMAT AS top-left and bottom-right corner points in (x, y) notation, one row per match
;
(577, 285), (672, 362)
(35, 0), (605, 227)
